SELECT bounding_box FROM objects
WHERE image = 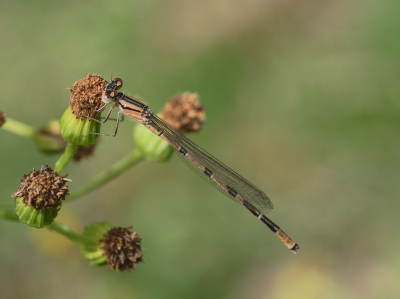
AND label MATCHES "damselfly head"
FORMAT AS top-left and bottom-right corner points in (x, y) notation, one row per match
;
(111, 78), (123, 90)
(102, 78), (123, 103)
